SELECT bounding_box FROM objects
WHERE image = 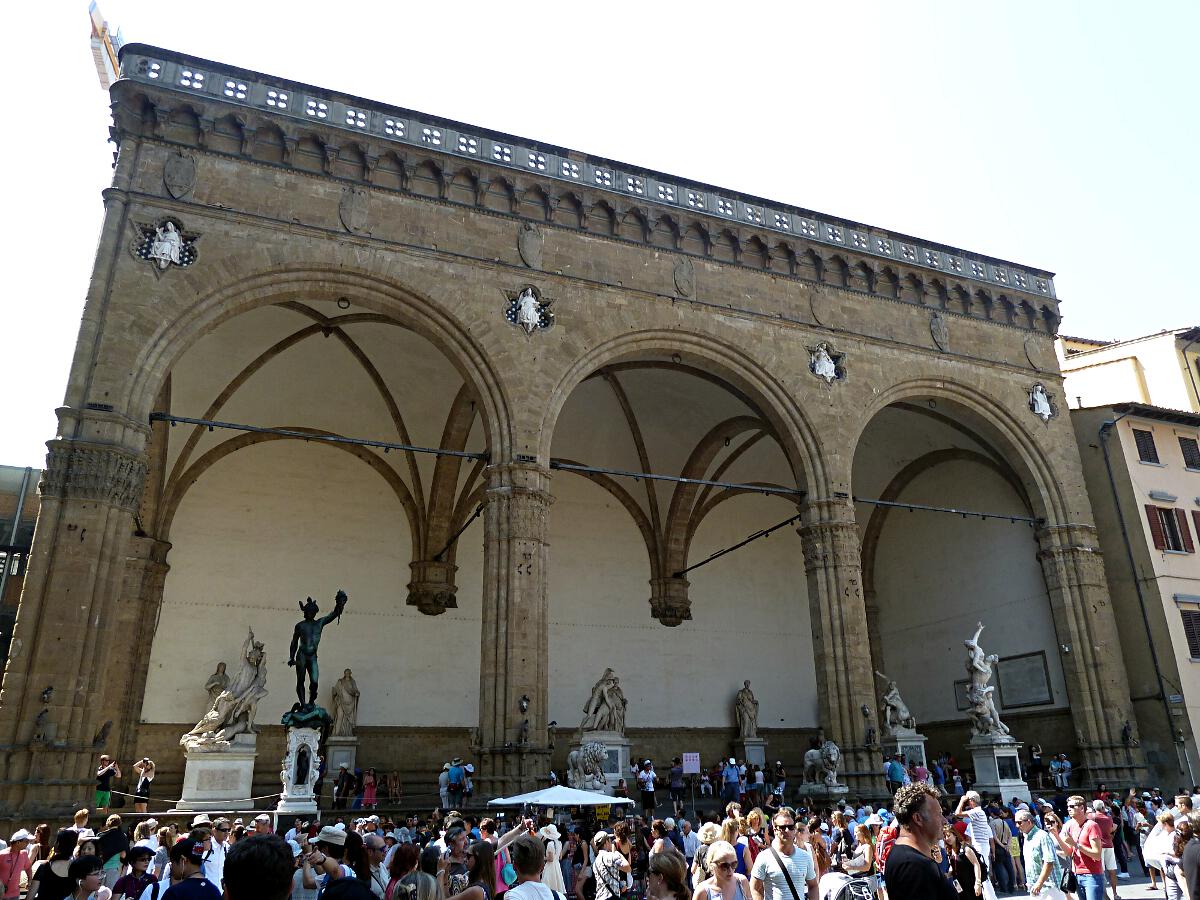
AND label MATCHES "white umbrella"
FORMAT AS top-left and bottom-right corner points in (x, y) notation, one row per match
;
(487, 785), (636, 807)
